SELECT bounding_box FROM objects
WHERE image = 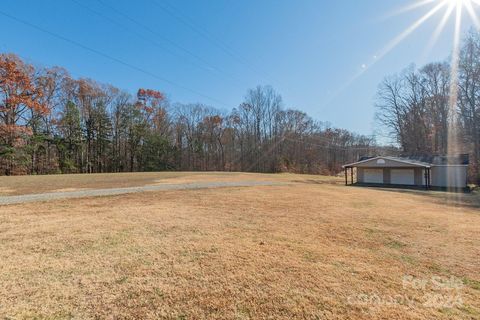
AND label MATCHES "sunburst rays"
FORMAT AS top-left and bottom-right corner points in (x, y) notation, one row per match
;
(322, 0), (479, 118)
(378, 0), (480, 67)
(447, 0), (464, 164)
(376, 1), (448, 63)
(391, 0), (477, 190)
